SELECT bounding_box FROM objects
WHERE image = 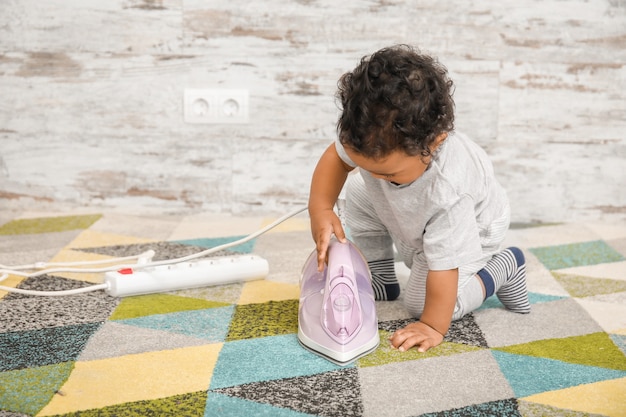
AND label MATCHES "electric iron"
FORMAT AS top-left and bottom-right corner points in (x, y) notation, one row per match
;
(298, 239), (379, 366)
